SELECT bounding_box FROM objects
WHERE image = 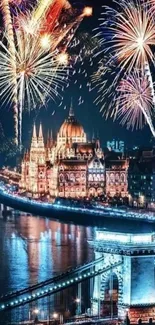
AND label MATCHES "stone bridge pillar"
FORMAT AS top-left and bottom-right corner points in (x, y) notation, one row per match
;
(90, 230), (155, 323)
